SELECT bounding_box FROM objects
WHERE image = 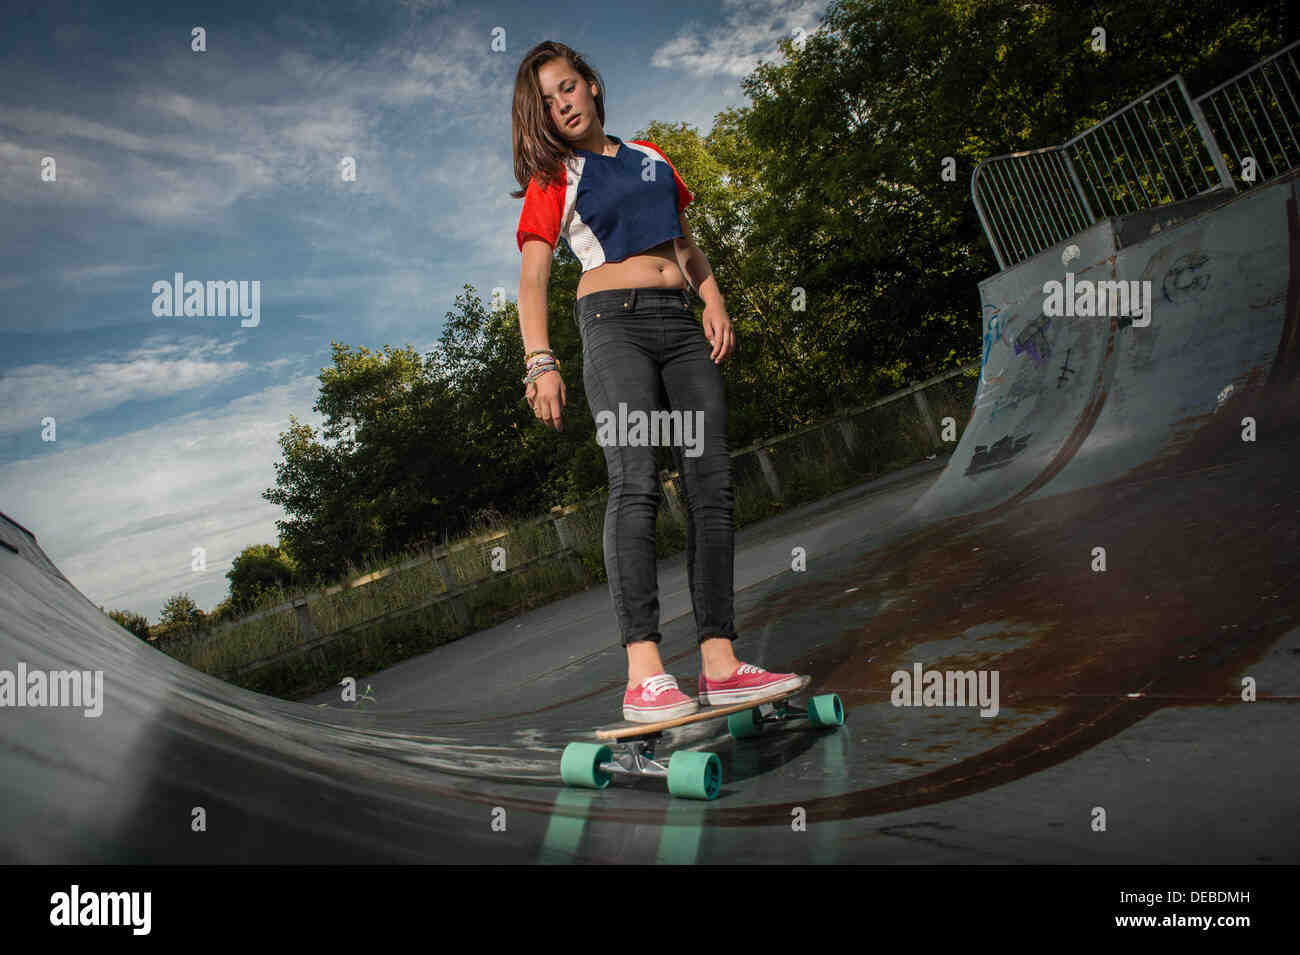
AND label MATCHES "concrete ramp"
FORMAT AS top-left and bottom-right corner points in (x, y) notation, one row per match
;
(912, 176), (1297, 523)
